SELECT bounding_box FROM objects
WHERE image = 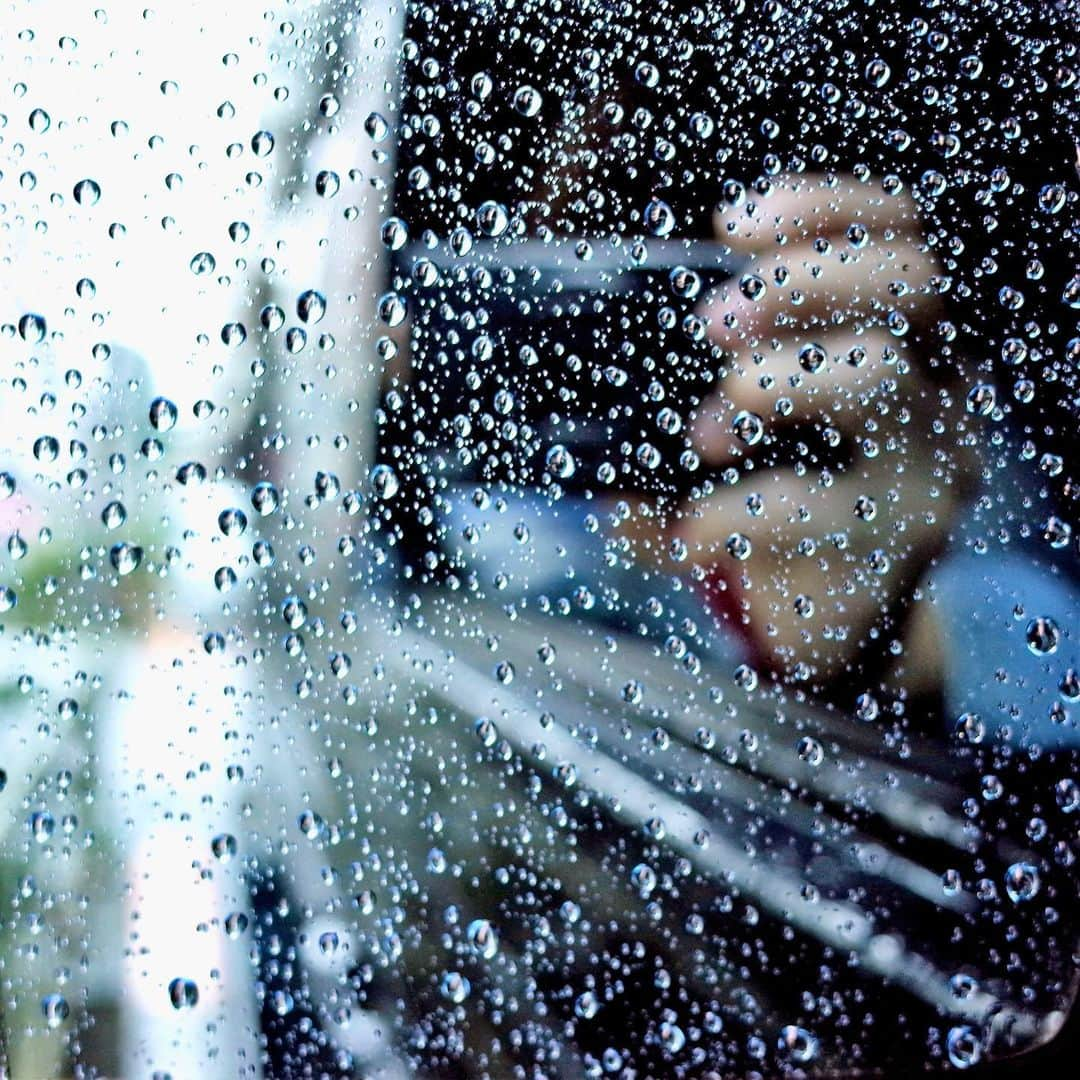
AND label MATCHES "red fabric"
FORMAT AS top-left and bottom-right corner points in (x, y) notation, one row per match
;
(699, 563), (766, 668)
